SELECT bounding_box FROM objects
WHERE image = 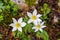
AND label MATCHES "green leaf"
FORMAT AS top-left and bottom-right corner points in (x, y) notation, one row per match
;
(27, 24), (33, 33)
(25, 0), (36, 6)
(36, 32), (41, 38)
(0, 15), (3, 22)
(46, 8), (51, 14)
(17, 31), (22, 38)
(0, 2), (3, 6)
(4, 0), (8, 3)
(58, 39), (60, 40)
(0, 2), (5, 10)
(41, 30), (49, 40)
(58, 0), (60, 2)
(41, 3), (51, 21)
(20, 32), (28, 40)
(43, 16), (48, 20)
(0, 9), (2, 12)
(13, 5), (18, 11)
(22, 37), (28, 40)
(13, 30), (22, 37)
(9, 1), (15, 6)
(27, 35), (31, 40)
(23, 23), (33, 34)
(13, 31), (16, 37)
(23, 16), (29, 23)
(43, 3), (48, 10)
(0, 34), (2, 39)
(6, 5), (10, 10)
